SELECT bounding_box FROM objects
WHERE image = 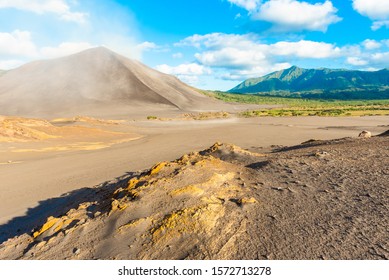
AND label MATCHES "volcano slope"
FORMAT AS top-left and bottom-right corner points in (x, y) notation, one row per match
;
(0, 133), (388, 260)
(0, 47), (226, 118)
